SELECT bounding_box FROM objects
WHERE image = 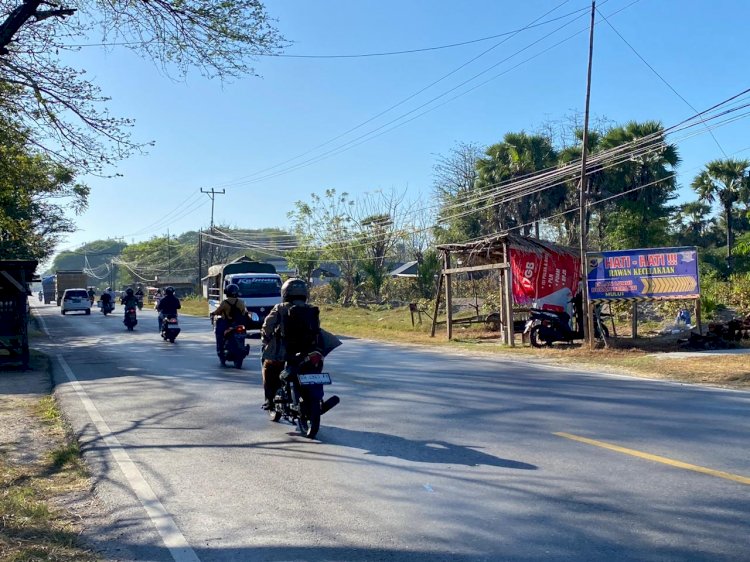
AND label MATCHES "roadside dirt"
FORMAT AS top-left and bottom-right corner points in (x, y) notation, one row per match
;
(0, 352), (101, 561)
